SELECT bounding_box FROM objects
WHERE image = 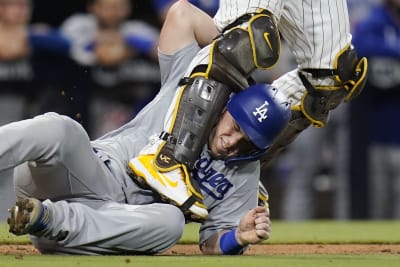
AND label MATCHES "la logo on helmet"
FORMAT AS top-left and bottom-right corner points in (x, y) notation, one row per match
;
(252, 100), (269, 123)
